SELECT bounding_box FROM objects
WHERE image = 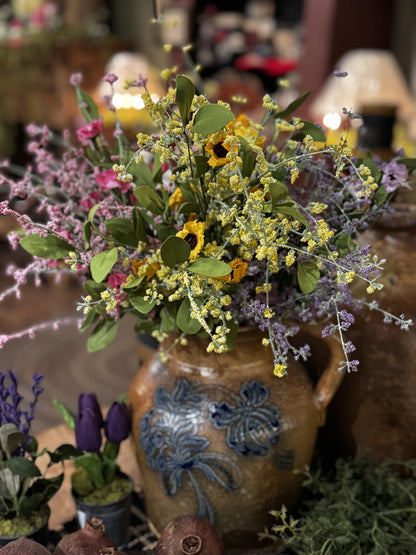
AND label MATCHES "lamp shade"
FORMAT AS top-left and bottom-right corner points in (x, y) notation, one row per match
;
(95, 52), (166, 129)
(309, 49), (416, 132)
